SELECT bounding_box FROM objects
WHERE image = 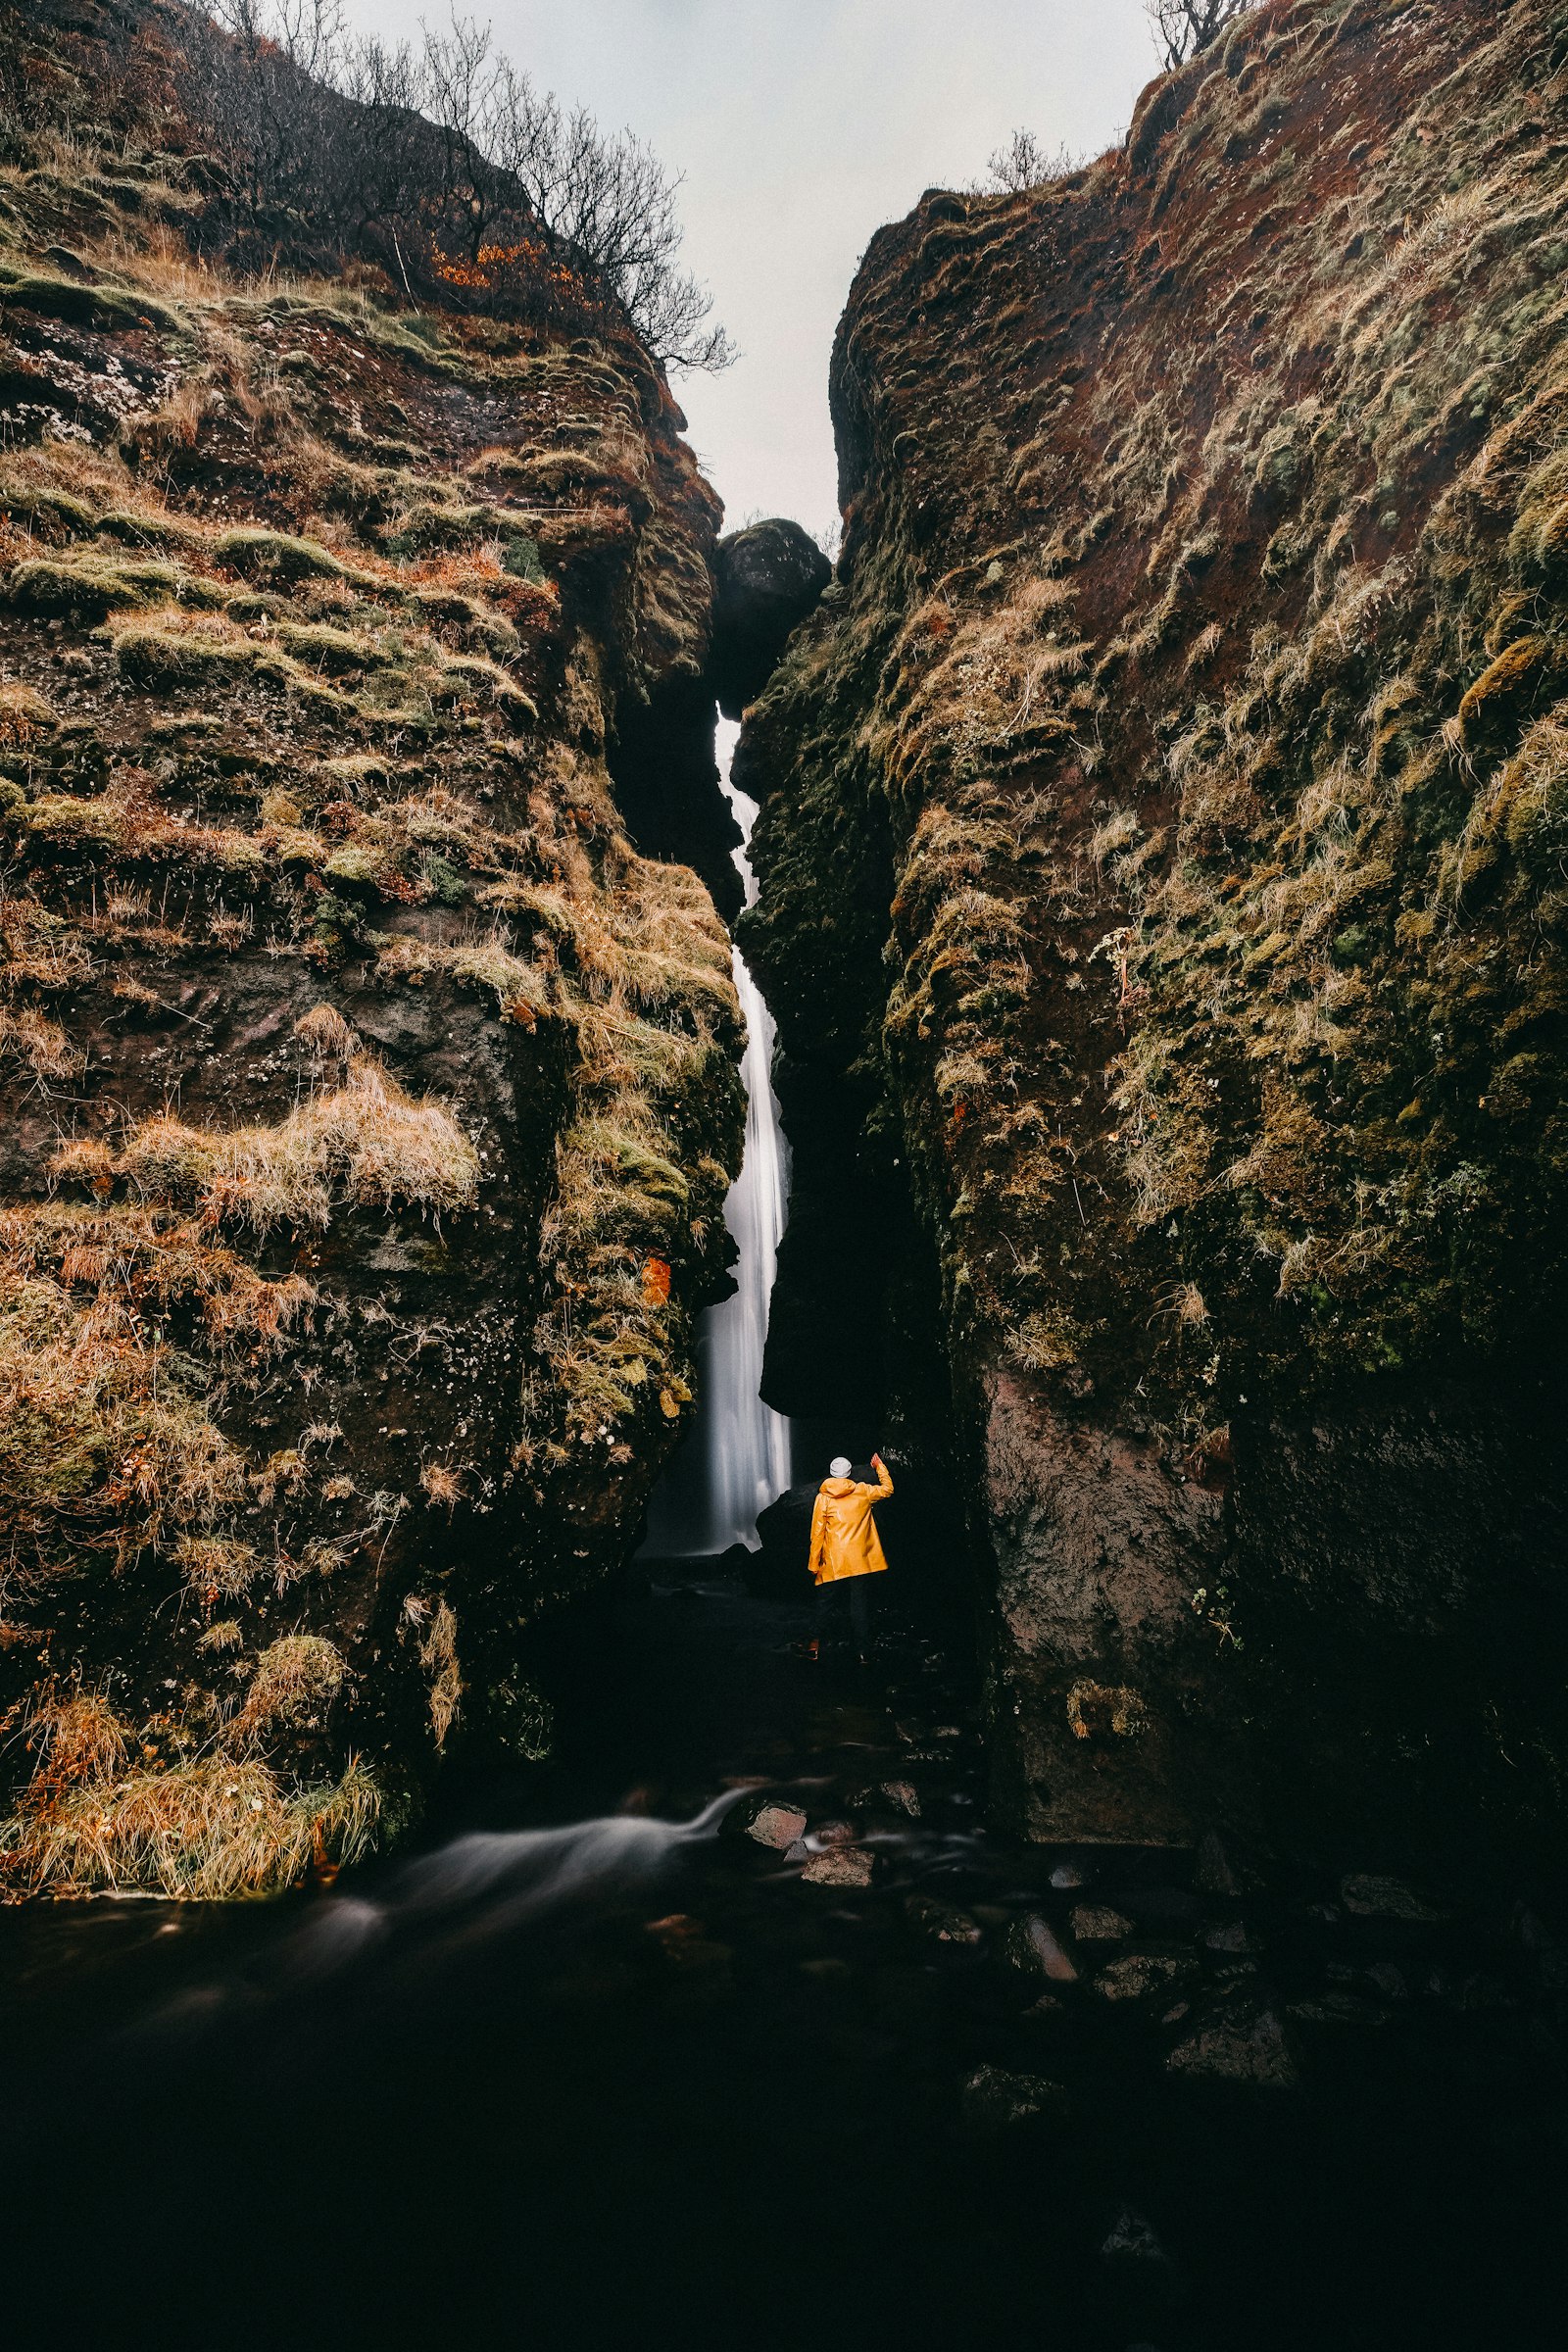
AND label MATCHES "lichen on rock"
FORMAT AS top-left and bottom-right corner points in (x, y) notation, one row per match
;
(740, 0), (1568, 1858)
(0, 2), (745, 1895)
